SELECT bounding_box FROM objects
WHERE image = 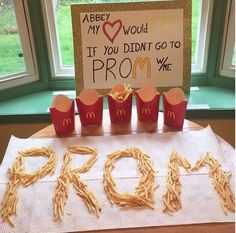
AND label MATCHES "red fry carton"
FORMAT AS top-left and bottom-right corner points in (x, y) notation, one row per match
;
(135, 85), (160, 122)
(163, 87), (187, 128)
(107, 84), (133, 123)
(75, 88), (103, 126)
(50, 95), (75, 136)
